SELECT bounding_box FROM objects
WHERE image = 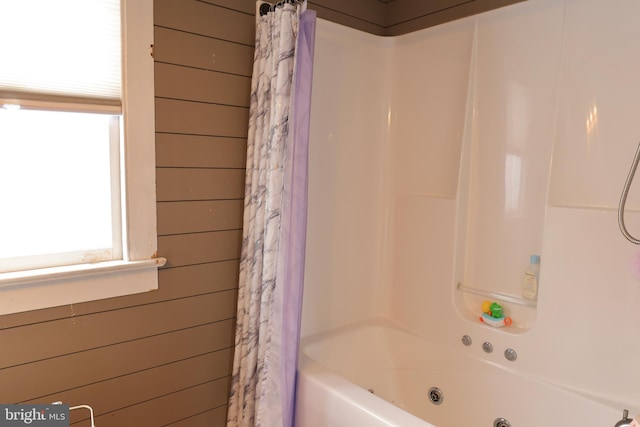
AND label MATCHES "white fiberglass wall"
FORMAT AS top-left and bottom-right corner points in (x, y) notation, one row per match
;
(301, 19), (393, 337)
(302, 0), (640, 412)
